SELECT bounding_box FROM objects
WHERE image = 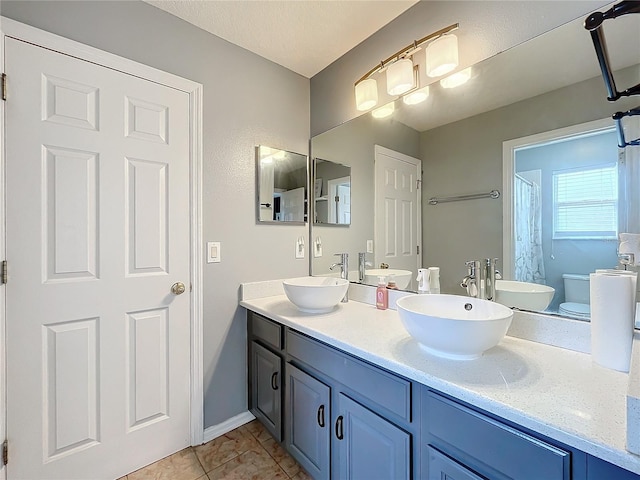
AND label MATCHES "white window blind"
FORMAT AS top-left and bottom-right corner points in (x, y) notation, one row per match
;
(553, 164), (618, 239)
